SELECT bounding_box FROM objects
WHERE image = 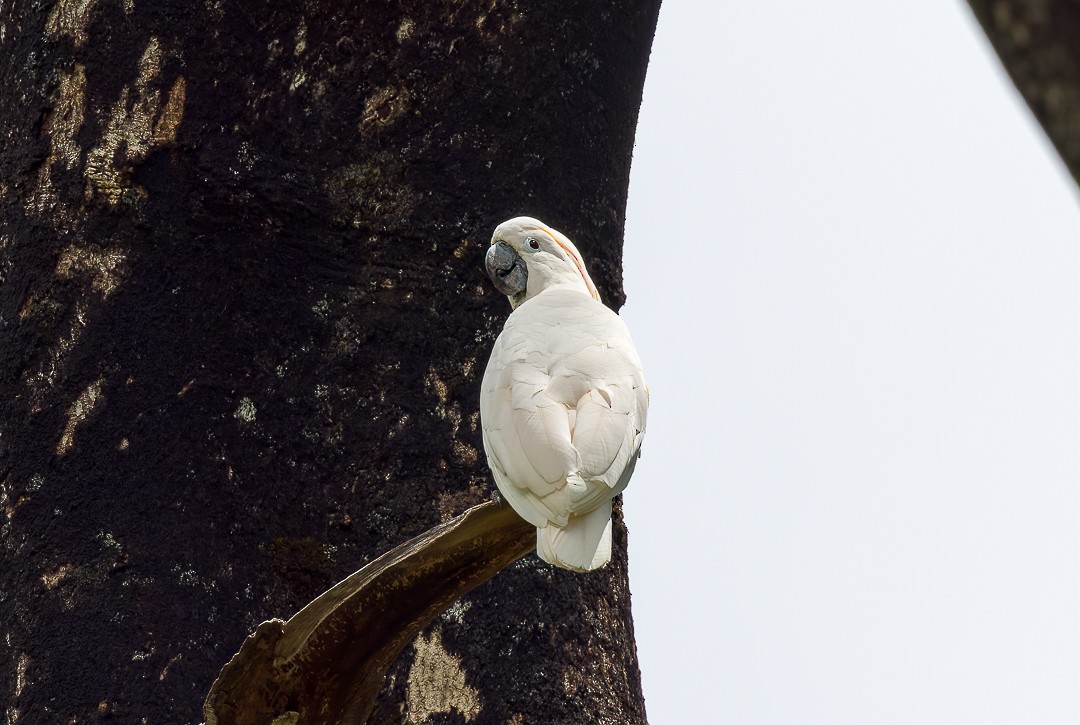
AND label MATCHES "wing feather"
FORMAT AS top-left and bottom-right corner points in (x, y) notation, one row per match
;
(480, 287), (648, 531)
